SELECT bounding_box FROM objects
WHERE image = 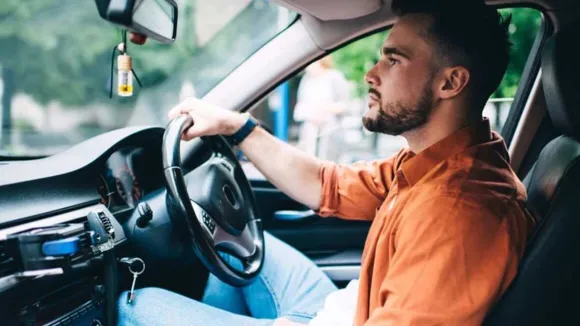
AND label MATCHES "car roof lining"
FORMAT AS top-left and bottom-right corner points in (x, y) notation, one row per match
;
(274, 0), (382, 21)
(273, 0), (580, 21)
(274, 0), (579, 52)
